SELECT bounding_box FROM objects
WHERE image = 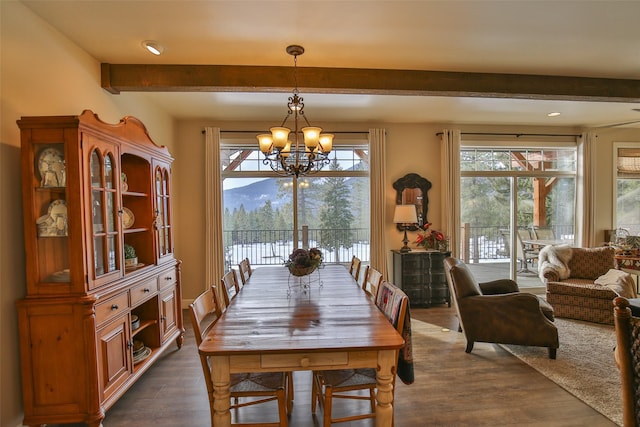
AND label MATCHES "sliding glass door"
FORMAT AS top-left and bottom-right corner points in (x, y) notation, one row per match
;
(460, 146), (576, 286)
